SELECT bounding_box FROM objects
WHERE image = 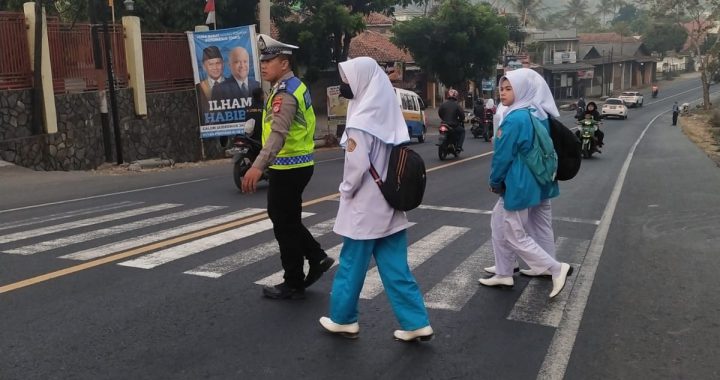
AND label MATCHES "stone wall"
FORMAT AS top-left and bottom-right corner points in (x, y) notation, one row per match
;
(0, 89), (106, 170)
(0, 87), (222, 170)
